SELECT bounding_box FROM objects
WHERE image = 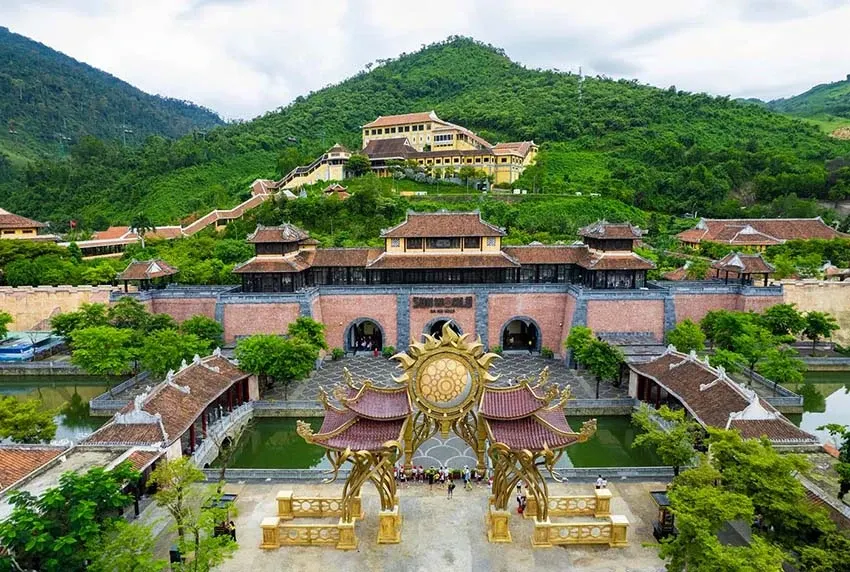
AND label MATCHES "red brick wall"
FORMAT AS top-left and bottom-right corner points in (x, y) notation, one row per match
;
(488, 293), (569, 354)
(149, 298), (217, 323)
(562, 294), (577, 350)
(741, 295), (781, 314)
(311, 297), (323, 325)
(317, 295), (397, 349)
(673, 294), (741, 324)
(222, 303), (300, 342)
(410, 295), (475, 344)
(587, 299), (665, 340)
